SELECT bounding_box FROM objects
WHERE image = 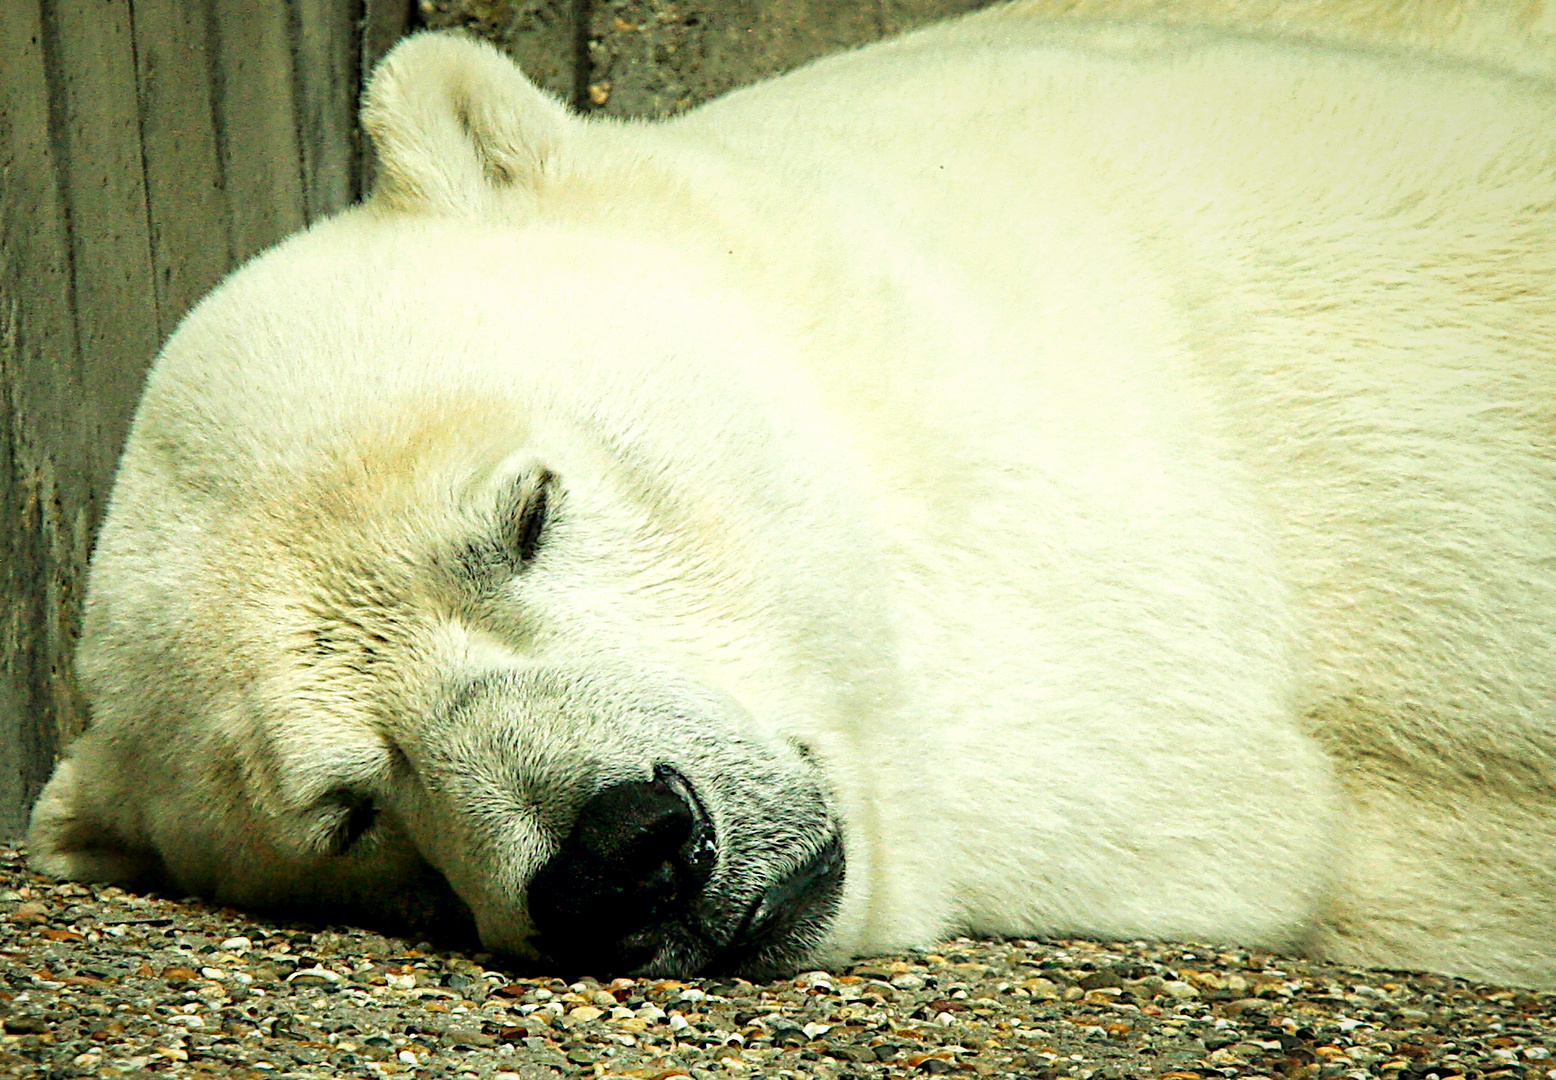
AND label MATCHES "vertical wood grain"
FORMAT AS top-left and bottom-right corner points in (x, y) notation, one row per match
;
(0, 1), (69, 839)
(210, 0), (307, 264)
(44, 0), (162, 453)
(293, 0), (359, 221)
(0, 0), (148, 837)
(0, 0), (413, 836)
(129, 0), (233, 341)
